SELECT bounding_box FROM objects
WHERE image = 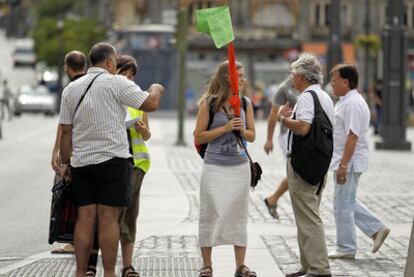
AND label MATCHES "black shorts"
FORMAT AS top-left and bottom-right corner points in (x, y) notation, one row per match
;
(70, 157), (132, 207)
